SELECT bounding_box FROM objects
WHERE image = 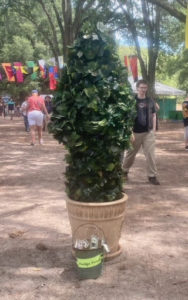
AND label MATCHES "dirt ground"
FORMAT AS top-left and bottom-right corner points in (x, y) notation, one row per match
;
(0, 117), (188, 300)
